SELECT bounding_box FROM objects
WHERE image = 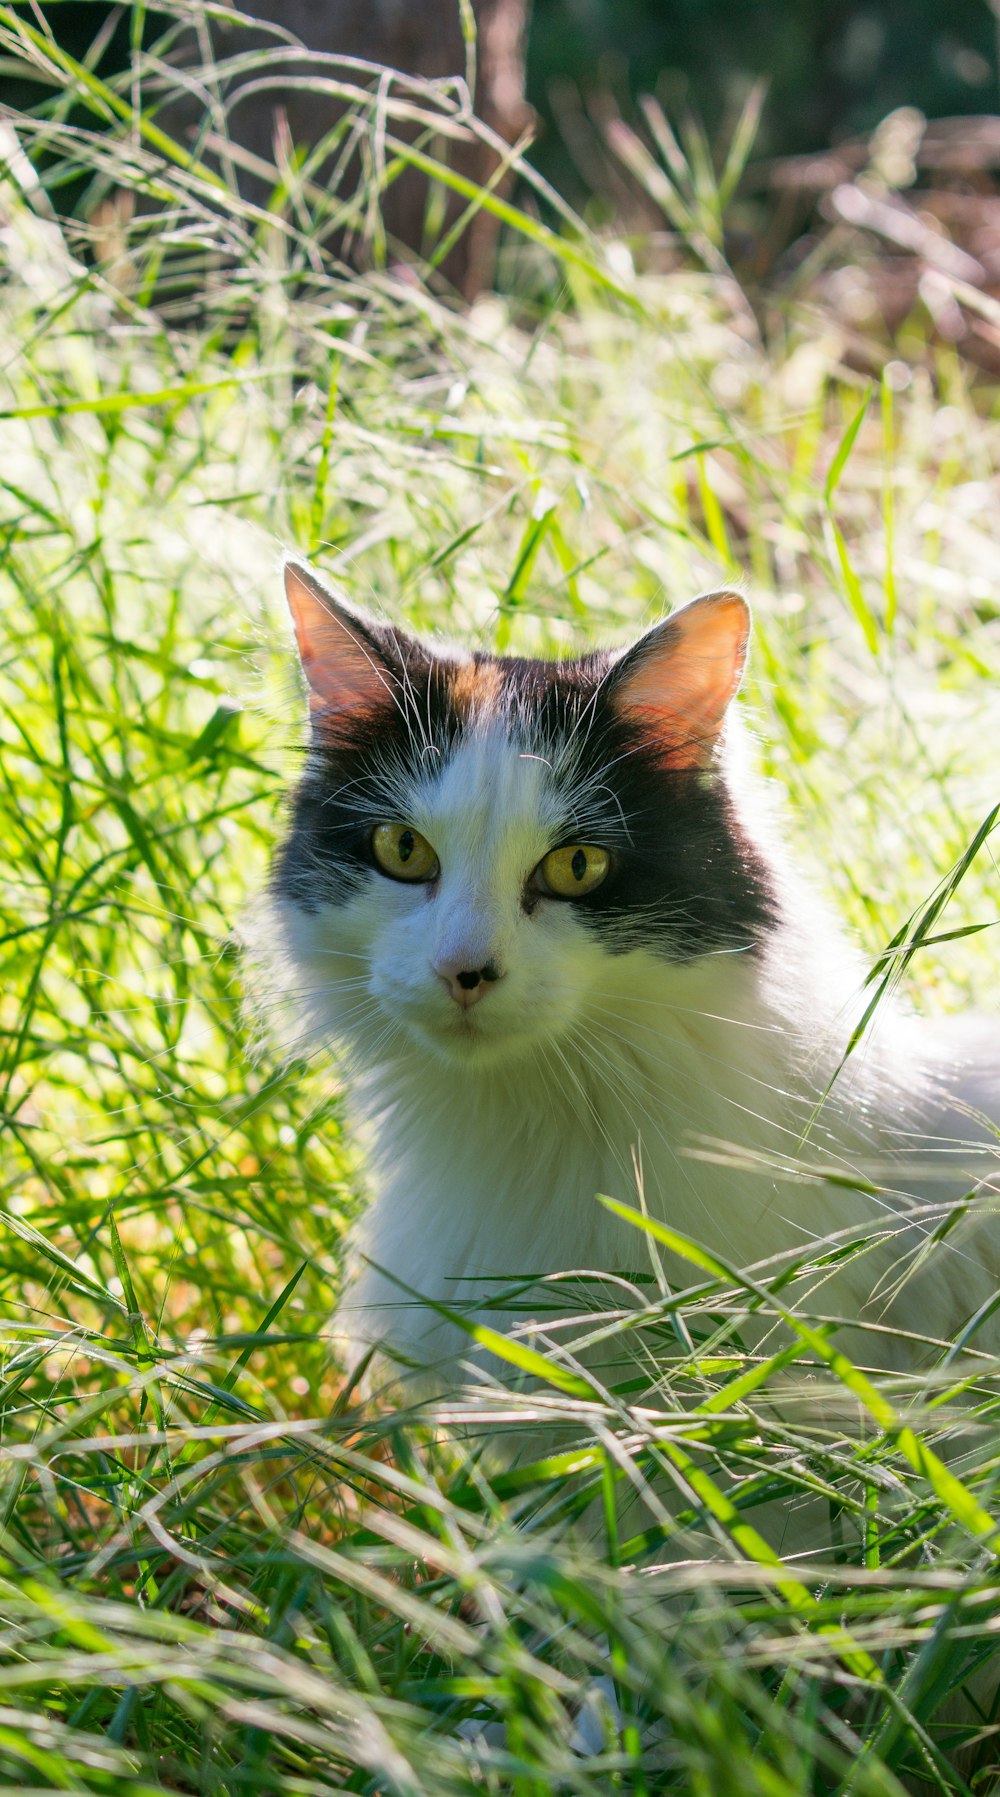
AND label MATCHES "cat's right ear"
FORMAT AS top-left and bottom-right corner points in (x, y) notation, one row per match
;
(283, 559), (398, 721)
